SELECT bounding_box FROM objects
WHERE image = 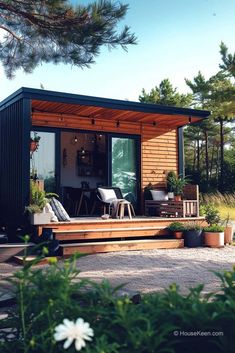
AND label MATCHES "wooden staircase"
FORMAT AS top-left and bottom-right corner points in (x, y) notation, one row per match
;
(35, 216), (205, 256)
(60, 239), (184, 255)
